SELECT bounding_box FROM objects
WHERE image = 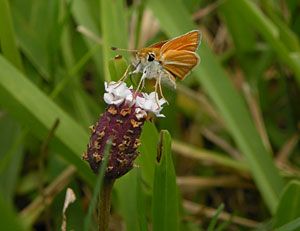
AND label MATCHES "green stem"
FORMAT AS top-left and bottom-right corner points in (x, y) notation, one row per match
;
(98, 179), (115, 231)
